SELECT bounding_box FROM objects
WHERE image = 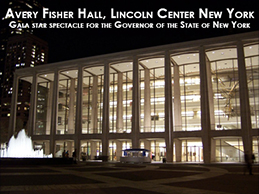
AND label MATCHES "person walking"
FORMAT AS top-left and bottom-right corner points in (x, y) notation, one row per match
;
(72, 149), (77, 164)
